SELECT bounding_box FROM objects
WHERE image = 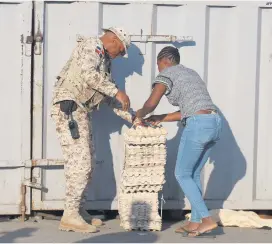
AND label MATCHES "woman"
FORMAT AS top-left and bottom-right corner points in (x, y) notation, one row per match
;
(135, 46), (222, 237)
